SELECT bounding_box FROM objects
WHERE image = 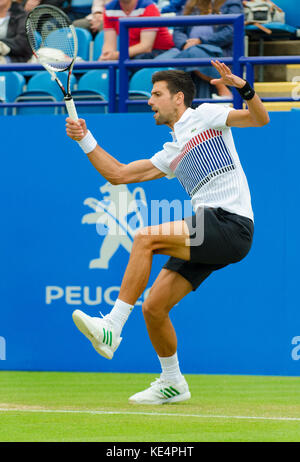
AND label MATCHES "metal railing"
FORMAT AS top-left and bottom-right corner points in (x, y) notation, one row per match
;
(1, 14), (300, 113)
(118, 14), (245, 110)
